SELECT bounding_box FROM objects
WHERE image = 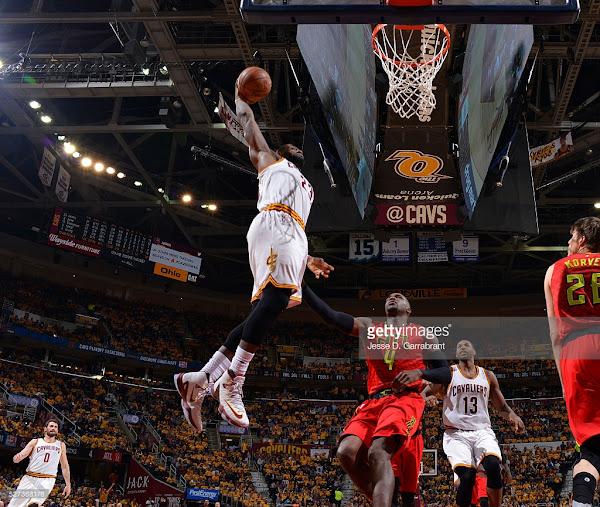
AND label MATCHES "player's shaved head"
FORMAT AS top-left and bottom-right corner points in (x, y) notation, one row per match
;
(385, 292), (411, 317)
